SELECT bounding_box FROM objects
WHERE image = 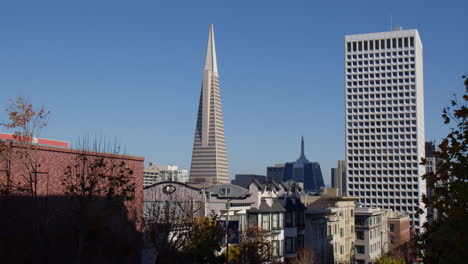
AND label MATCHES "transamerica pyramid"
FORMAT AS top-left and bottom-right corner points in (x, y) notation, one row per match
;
(189, 24), (229, 186)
